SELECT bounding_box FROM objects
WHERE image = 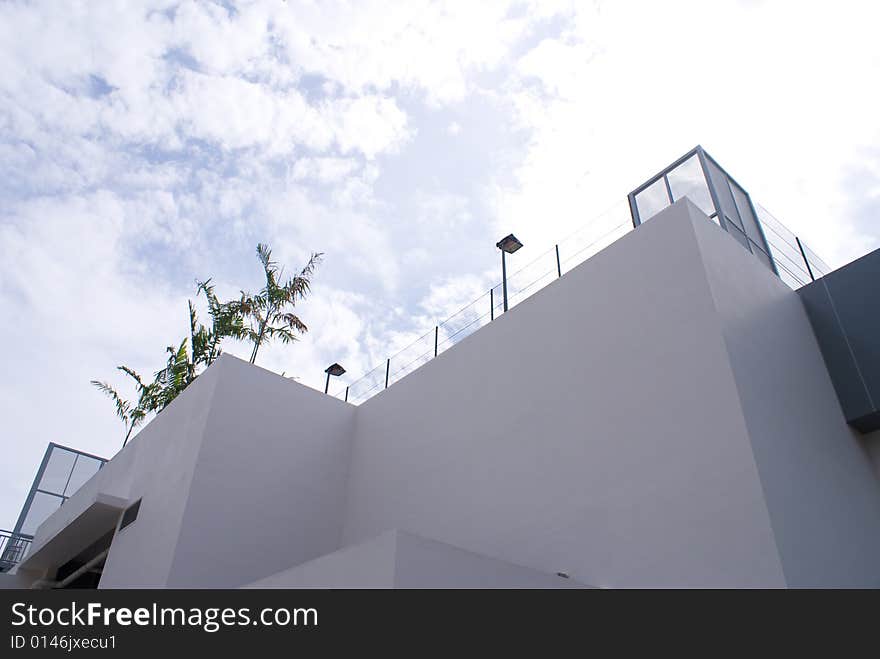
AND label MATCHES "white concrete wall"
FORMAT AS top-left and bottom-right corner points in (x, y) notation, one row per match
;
(244, 531), (398, 589)
(341, 201), (788, 587)
(690, 201), (880, 587)
(245, 530), (585, 589)
(99, 359), (224, 587)
(165, 356), (356, 588)
(392, 531), (585, 588)
(24, 354), (356, 589)
(23, 197), (880, 589)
